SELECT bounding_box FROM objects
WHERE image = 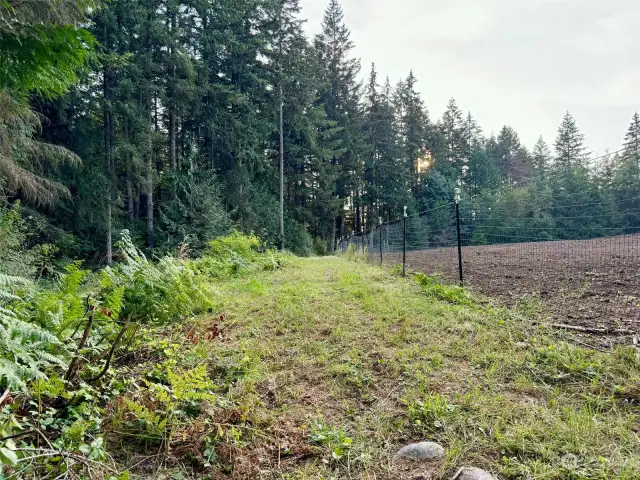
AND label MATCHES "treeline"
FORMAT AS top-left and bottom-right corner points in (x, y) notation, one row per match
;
(1, 0), (640, 261)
